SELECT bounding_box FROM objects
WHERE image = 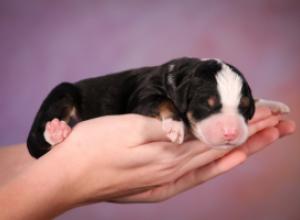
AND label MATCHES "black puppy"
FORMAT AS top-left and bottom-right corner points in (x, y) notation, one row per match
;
(27, 57), (289, 158)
